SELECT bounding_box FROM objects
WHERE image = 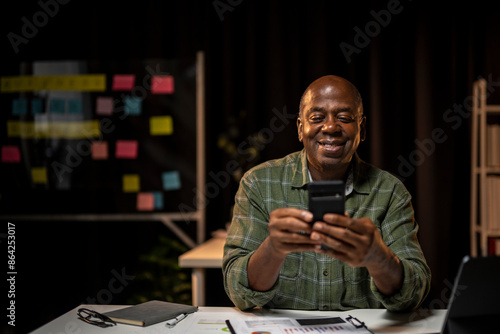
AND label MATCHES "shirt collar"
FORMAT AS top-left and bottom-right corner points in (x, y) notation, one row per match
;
(291, 149), (370, 196)
(291, 149), (310, 189)
(350, 153), (371, 195)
